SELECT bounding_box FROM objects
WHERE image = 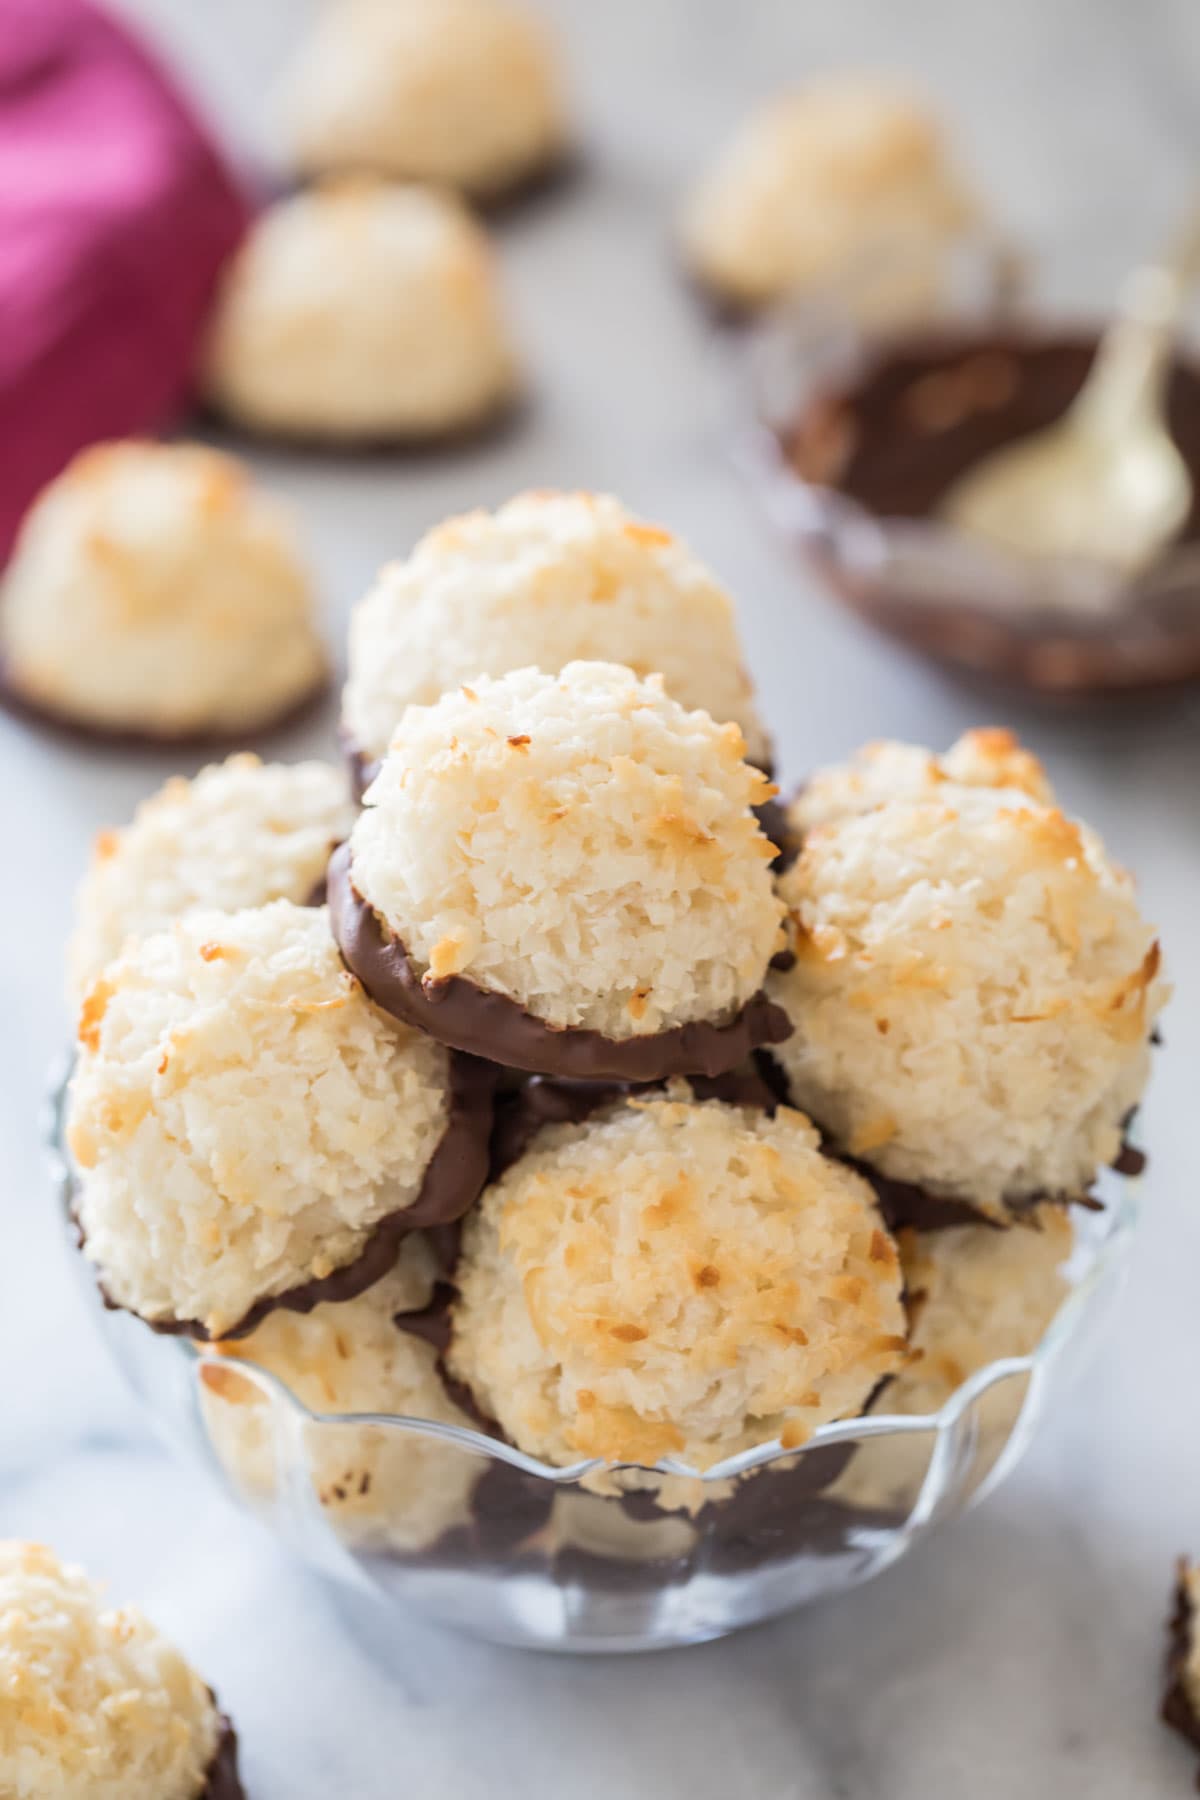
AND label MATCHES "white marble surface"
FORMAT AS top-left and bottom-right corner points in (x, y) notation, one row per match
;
(3, 2), (1200, 1793)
